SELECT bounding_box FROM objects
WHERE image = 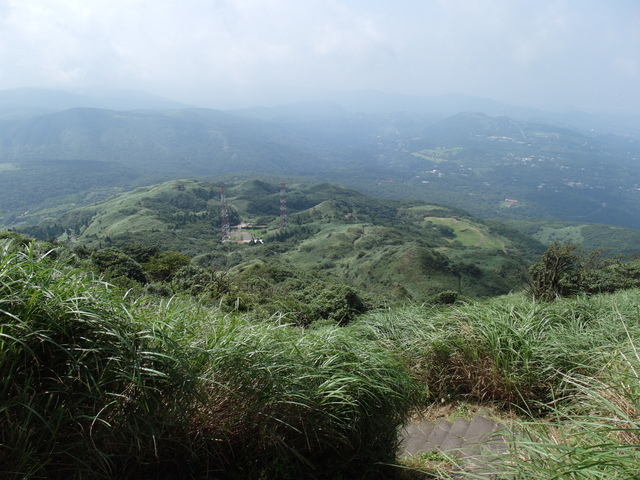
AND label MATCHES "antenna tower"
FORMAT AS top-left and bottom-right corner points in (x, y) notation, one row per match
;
(220, 184), (230, 241)
(279, 182), (288, 229)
